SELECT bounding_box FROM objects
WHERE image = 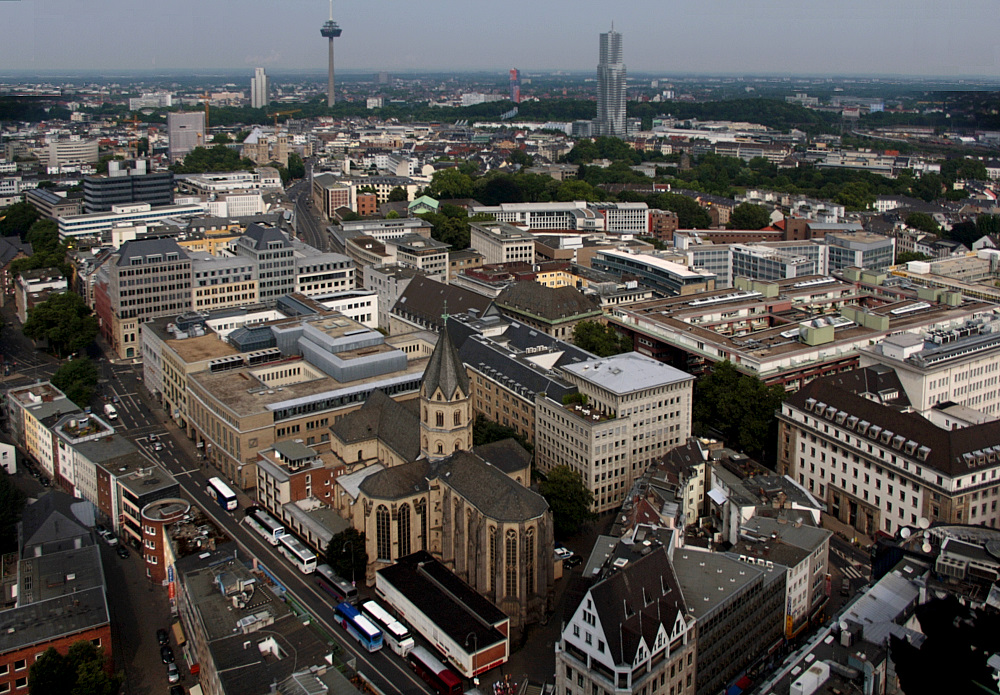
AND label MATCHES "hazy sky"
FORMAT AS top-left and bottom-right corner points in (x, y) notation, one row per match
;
(1, 0), (998, 78)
